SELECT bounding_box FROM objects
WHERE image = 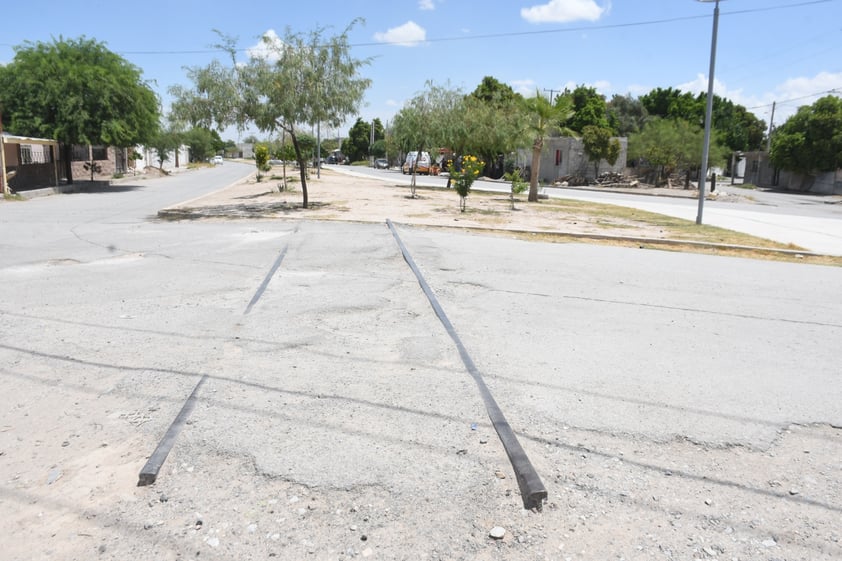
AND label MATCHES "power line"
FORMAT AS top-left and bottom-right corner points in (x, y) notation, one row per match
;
(350, 0), (833, 50)
(747, 87), (842, 111)
(3, 0), (827, 56)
